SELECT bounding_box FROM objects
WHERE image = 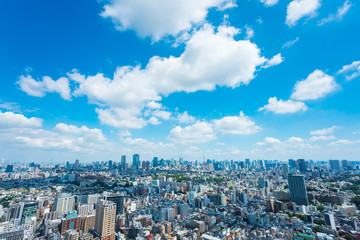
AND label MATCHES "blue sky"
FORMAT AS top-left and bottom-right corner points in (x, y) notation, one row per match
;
(0, 0), (360, 163)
